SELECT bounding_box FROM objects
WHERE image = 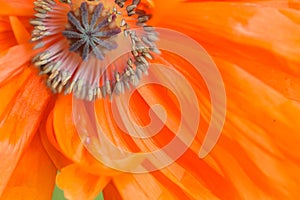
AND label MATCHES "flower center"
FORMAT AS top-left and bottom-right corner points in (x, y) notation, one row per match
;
(63, 2), (121, 61)
(30, 0), (158, 101)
